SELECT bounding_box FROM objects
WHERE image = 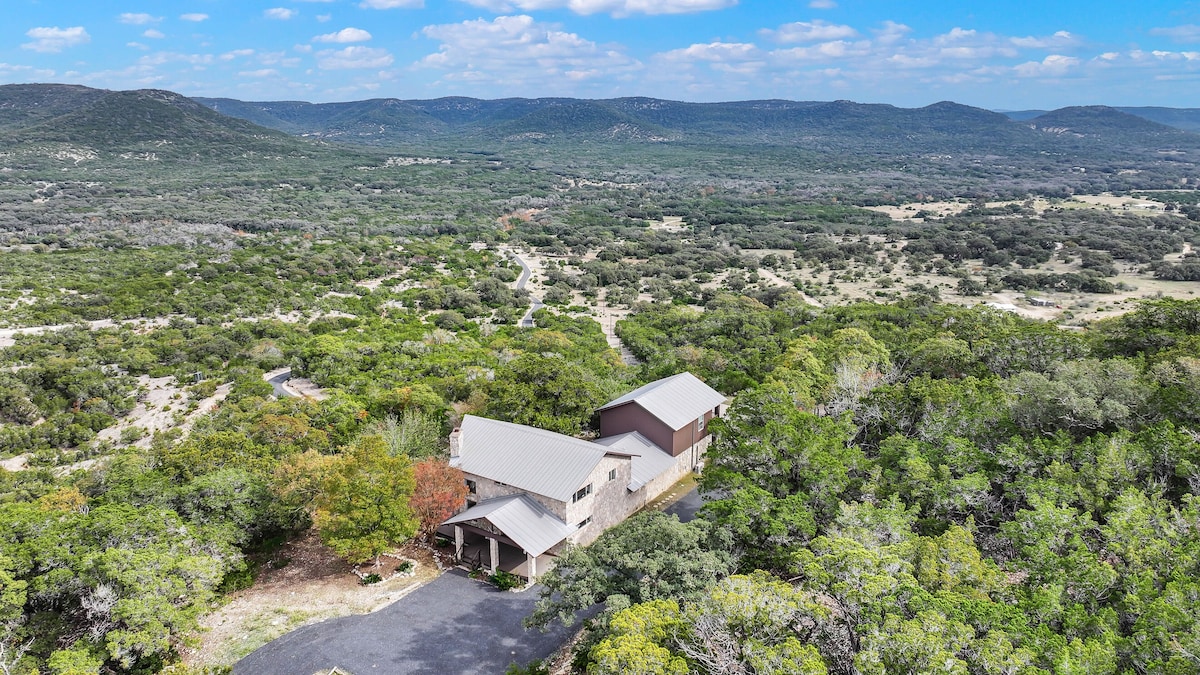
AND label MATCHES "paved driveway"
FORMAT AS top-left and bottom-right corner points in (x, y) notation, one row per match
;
(234, 568), (587, 675)
(235, 489), (702, 675)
